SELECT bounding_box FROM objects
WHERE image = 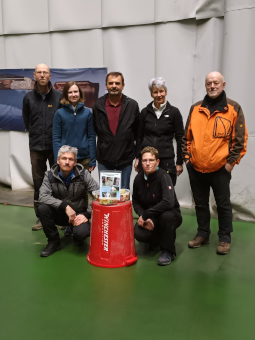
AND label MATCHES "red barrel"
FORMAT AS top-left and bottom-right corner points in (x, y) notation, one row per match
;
(87, 201), (138, 268)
